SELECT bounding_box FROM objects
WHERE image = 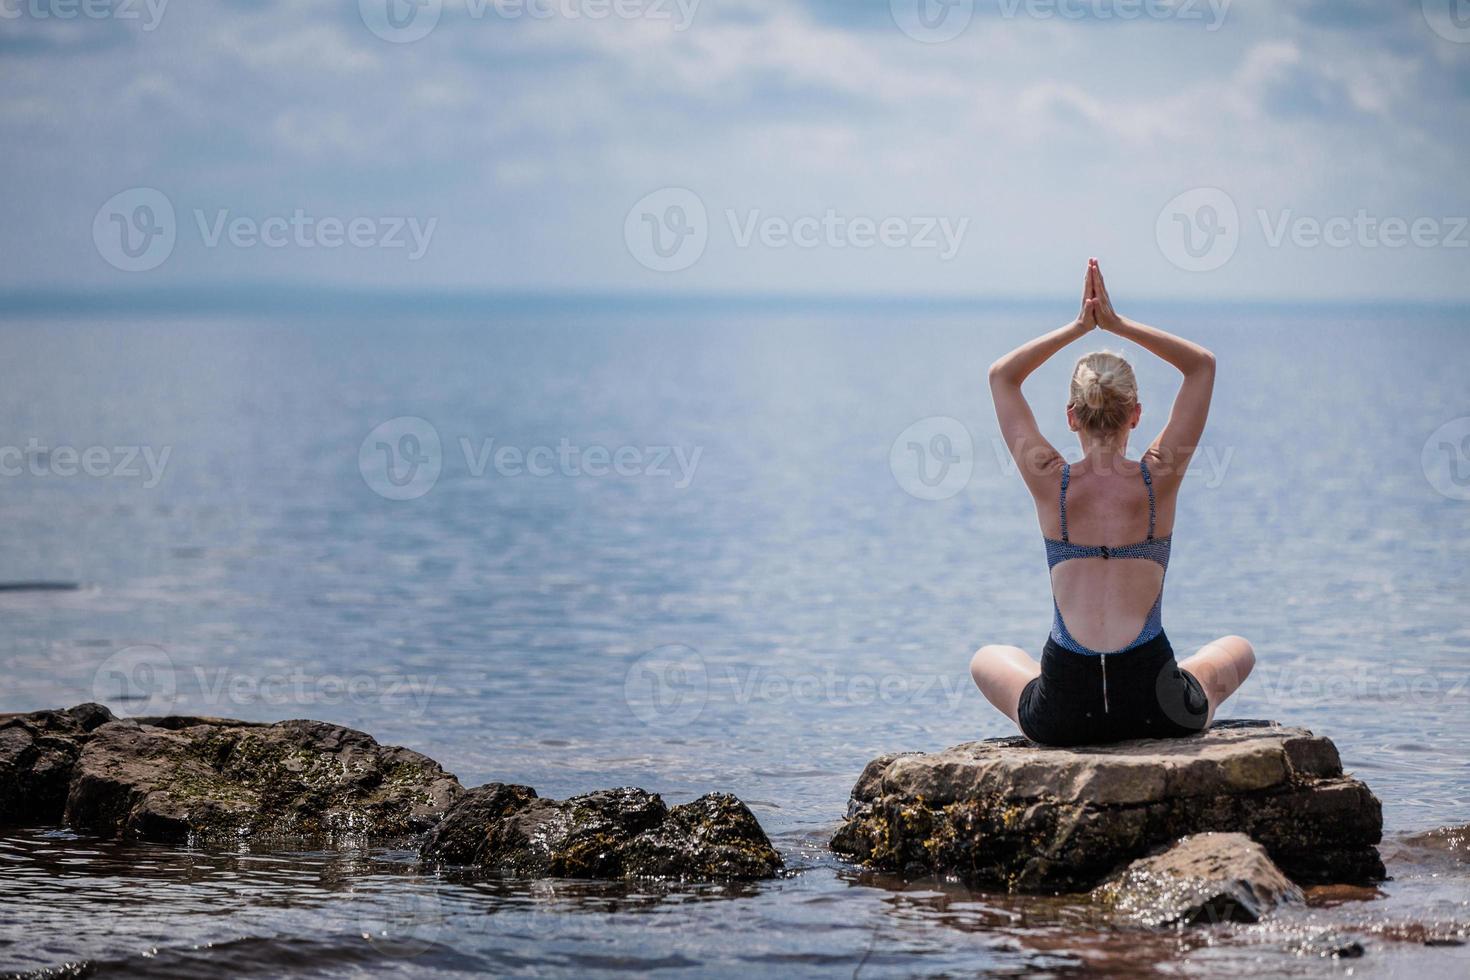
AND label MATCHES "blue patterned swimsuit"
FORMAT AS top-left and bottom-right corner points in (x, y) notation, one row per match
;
(1045, 458), (1171, 660)
(1017, 458), (1209, 746)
